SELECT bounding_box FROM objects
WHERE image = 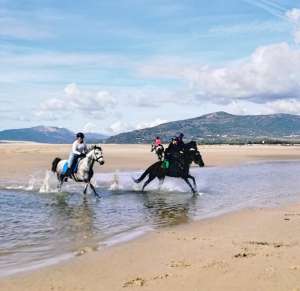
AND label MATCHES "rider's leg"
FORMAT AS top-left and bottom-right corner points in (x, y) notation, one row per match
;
(68, 153), (75, 170)
(67, 153), (79, 179)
